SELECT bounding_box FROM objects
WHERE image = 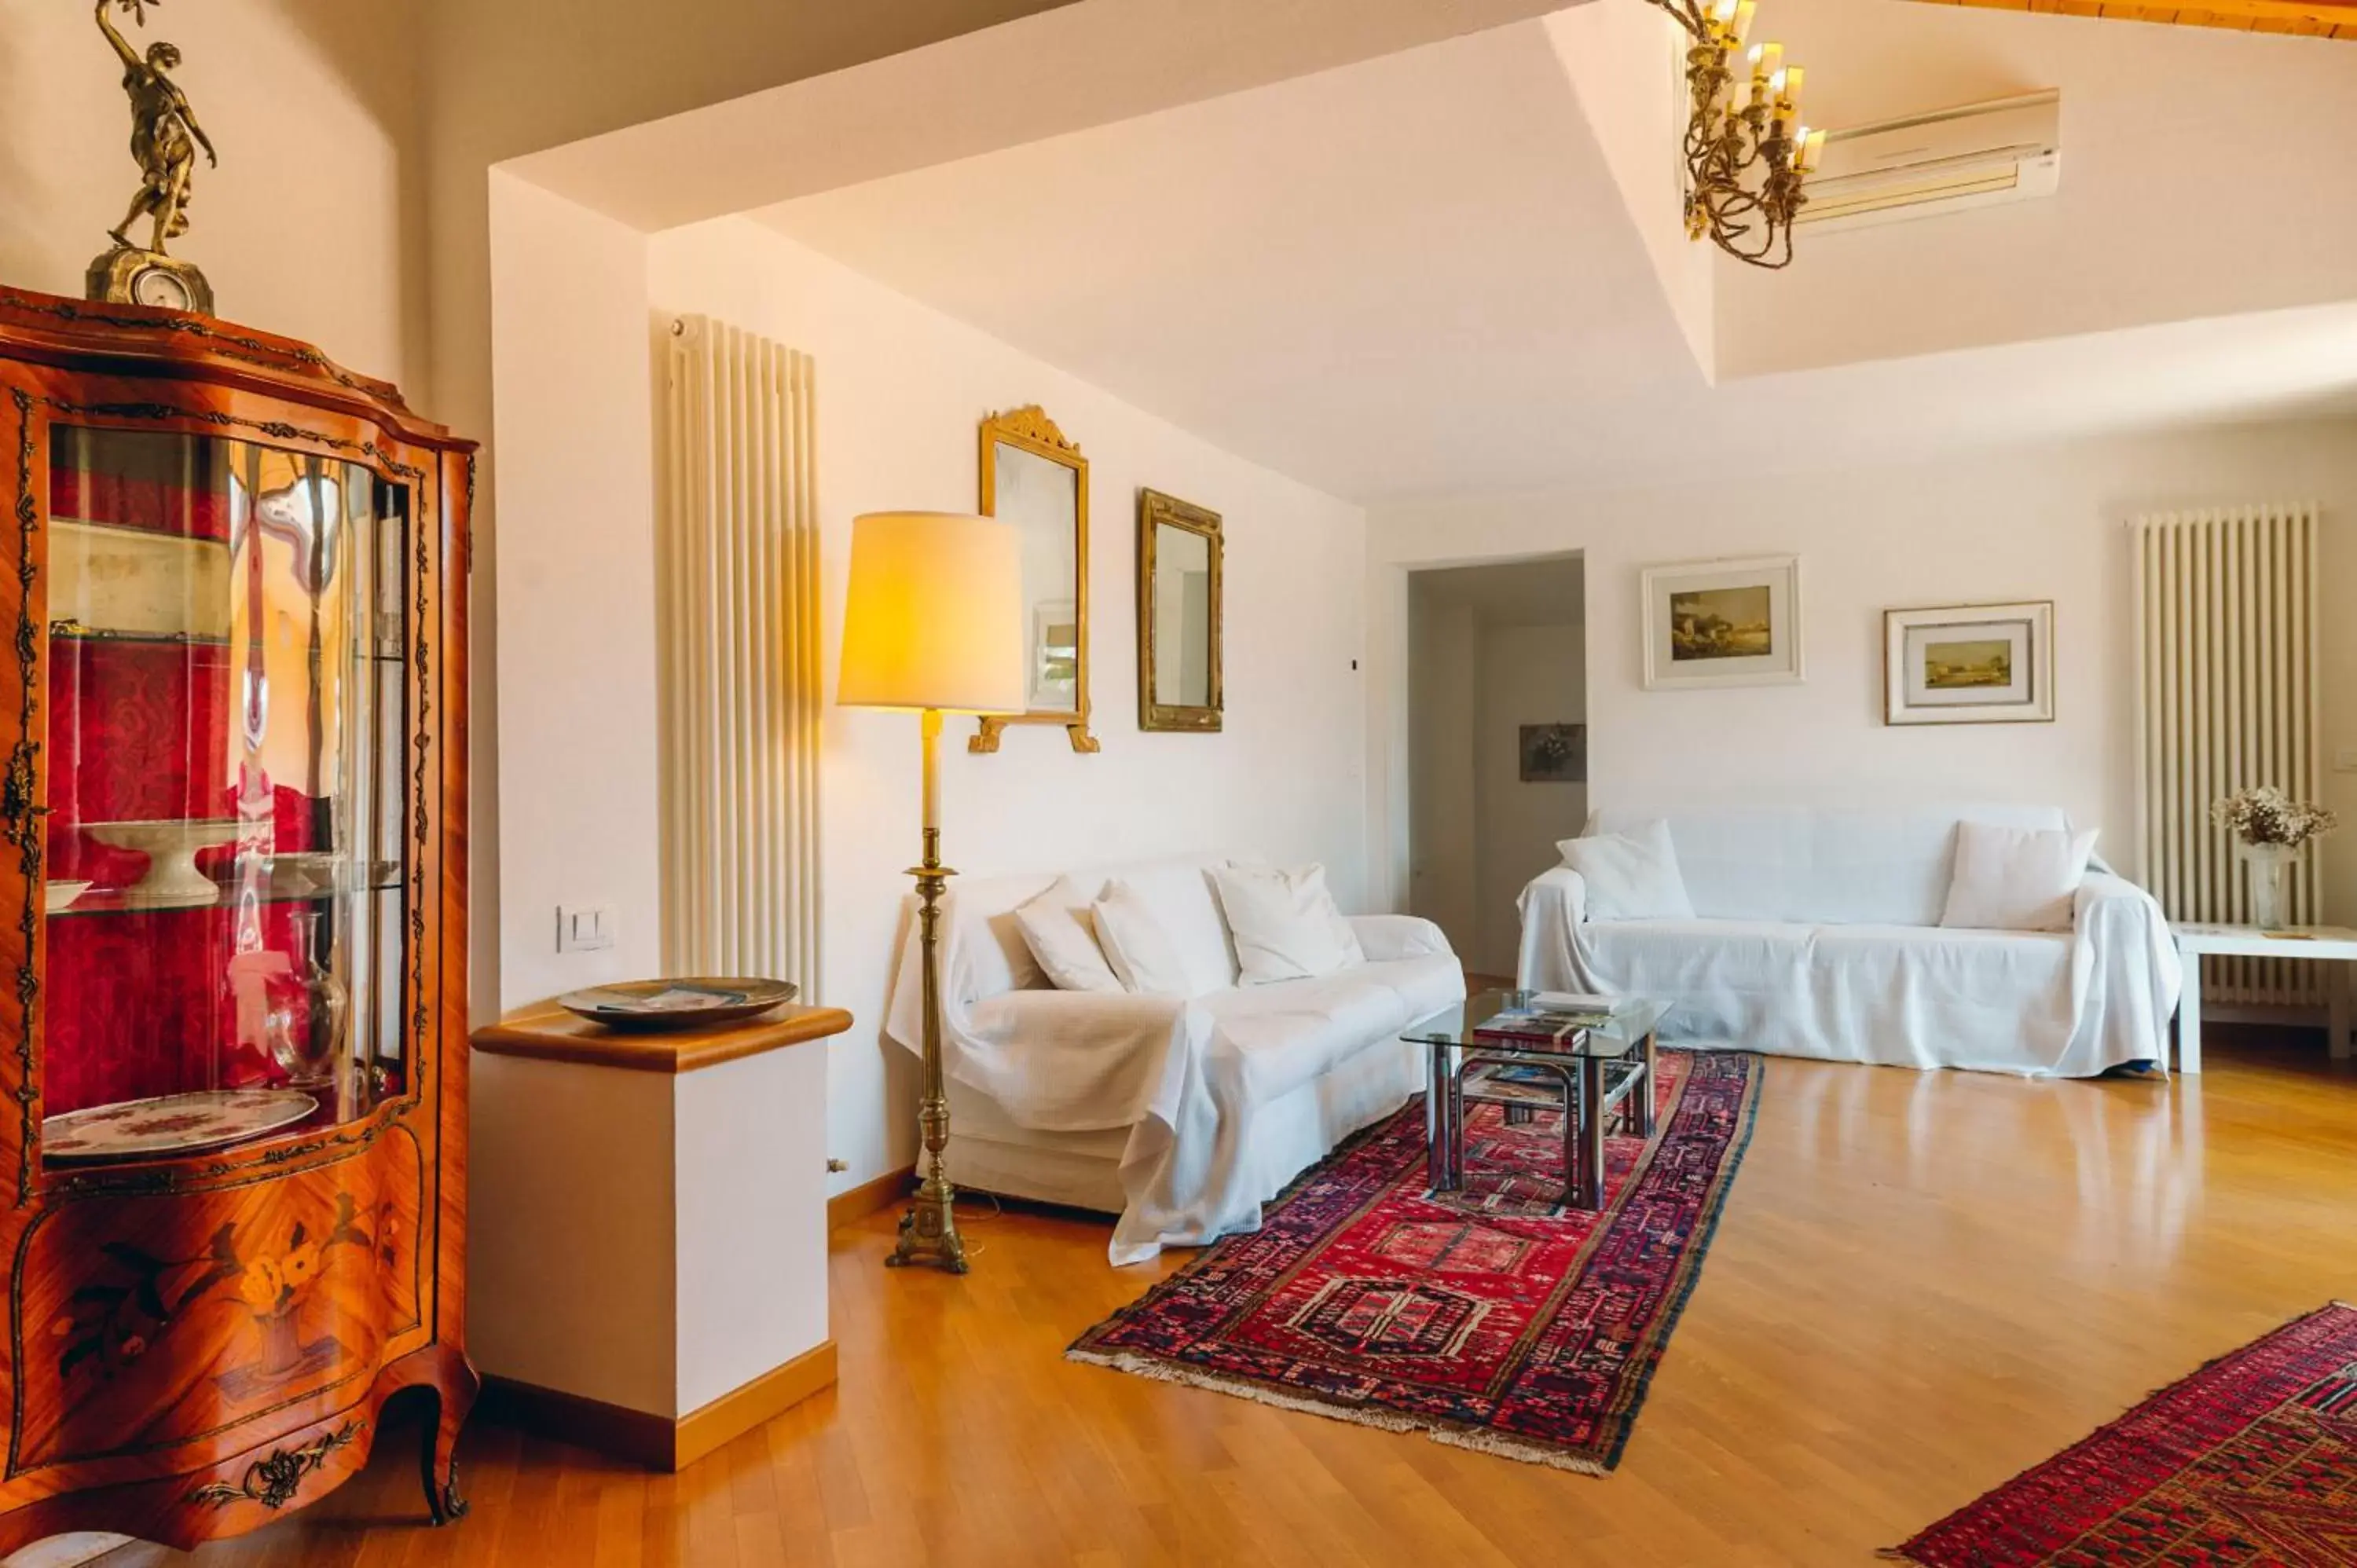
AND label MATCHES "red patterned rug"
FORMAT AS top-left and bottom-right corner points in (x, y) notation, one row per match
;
(1892, 1302), (2357, 1566)
(1068, 1048), (1760, 1473)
